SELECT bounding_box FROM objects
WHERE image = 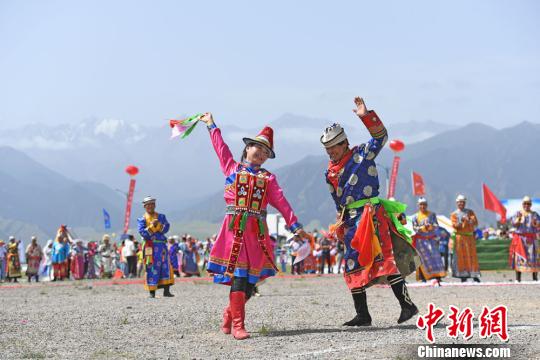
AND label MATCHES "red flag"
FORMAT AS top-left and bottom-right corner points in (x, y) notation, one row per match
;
(412, 171), (426, 196)
(482, 183), (507, 223)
